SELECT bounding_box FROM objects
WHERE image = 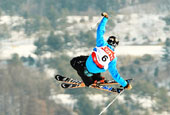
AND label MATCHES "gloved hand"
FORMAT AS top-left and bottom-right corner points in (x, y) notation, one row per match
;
(124, 83), (132, 90)
(101, 12), (108, 18)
